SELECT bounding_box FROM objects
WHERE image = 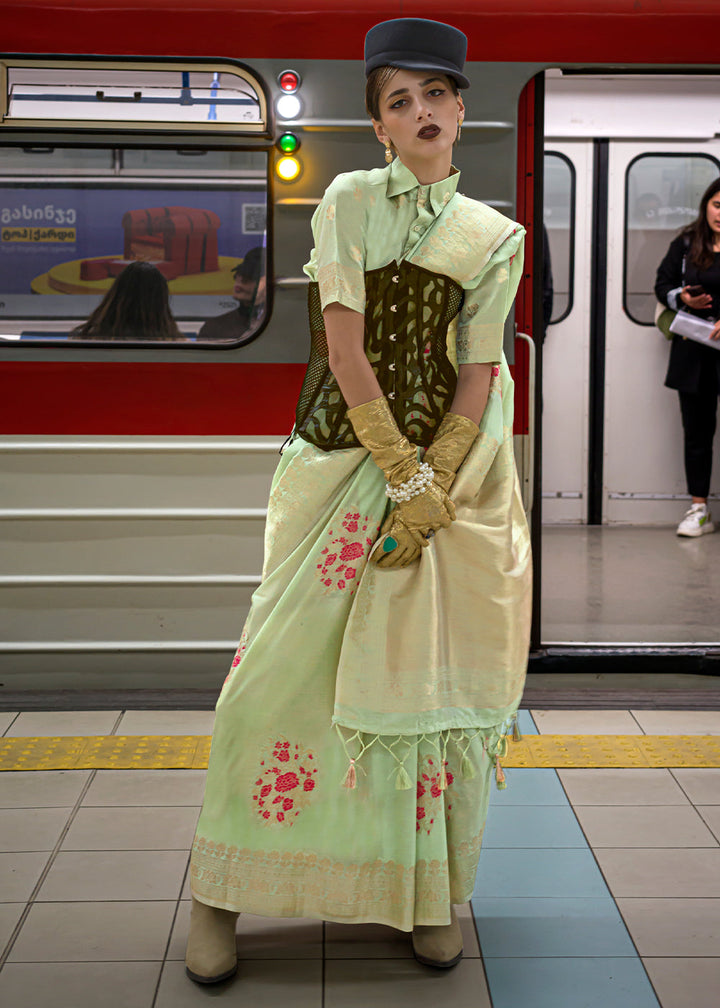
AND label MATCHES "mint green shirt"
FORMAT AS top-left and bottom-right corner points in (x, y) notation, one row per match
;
(303, 156), (525, 364)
